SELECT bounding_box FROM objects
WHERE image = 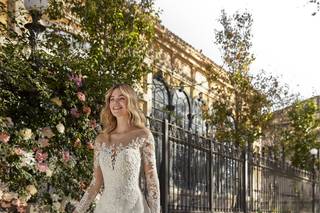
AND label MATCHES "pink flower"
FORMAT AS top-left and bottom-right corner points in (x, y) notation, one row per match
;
(35, 150), (48, 162)
(89, 119), (97, 129)
(36, 162), (49, 172)
(63, 151), (70, 162)
(41, 127), (55, 138)
(70, 108), (81, 118)
(87, 142), (94, 150)
(82, 106), (91, 116)
(77, 92), (86, 102)
(38, 138), (50, 148)
(0, 132), (10, 143)
(68, 73), (84, 88)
